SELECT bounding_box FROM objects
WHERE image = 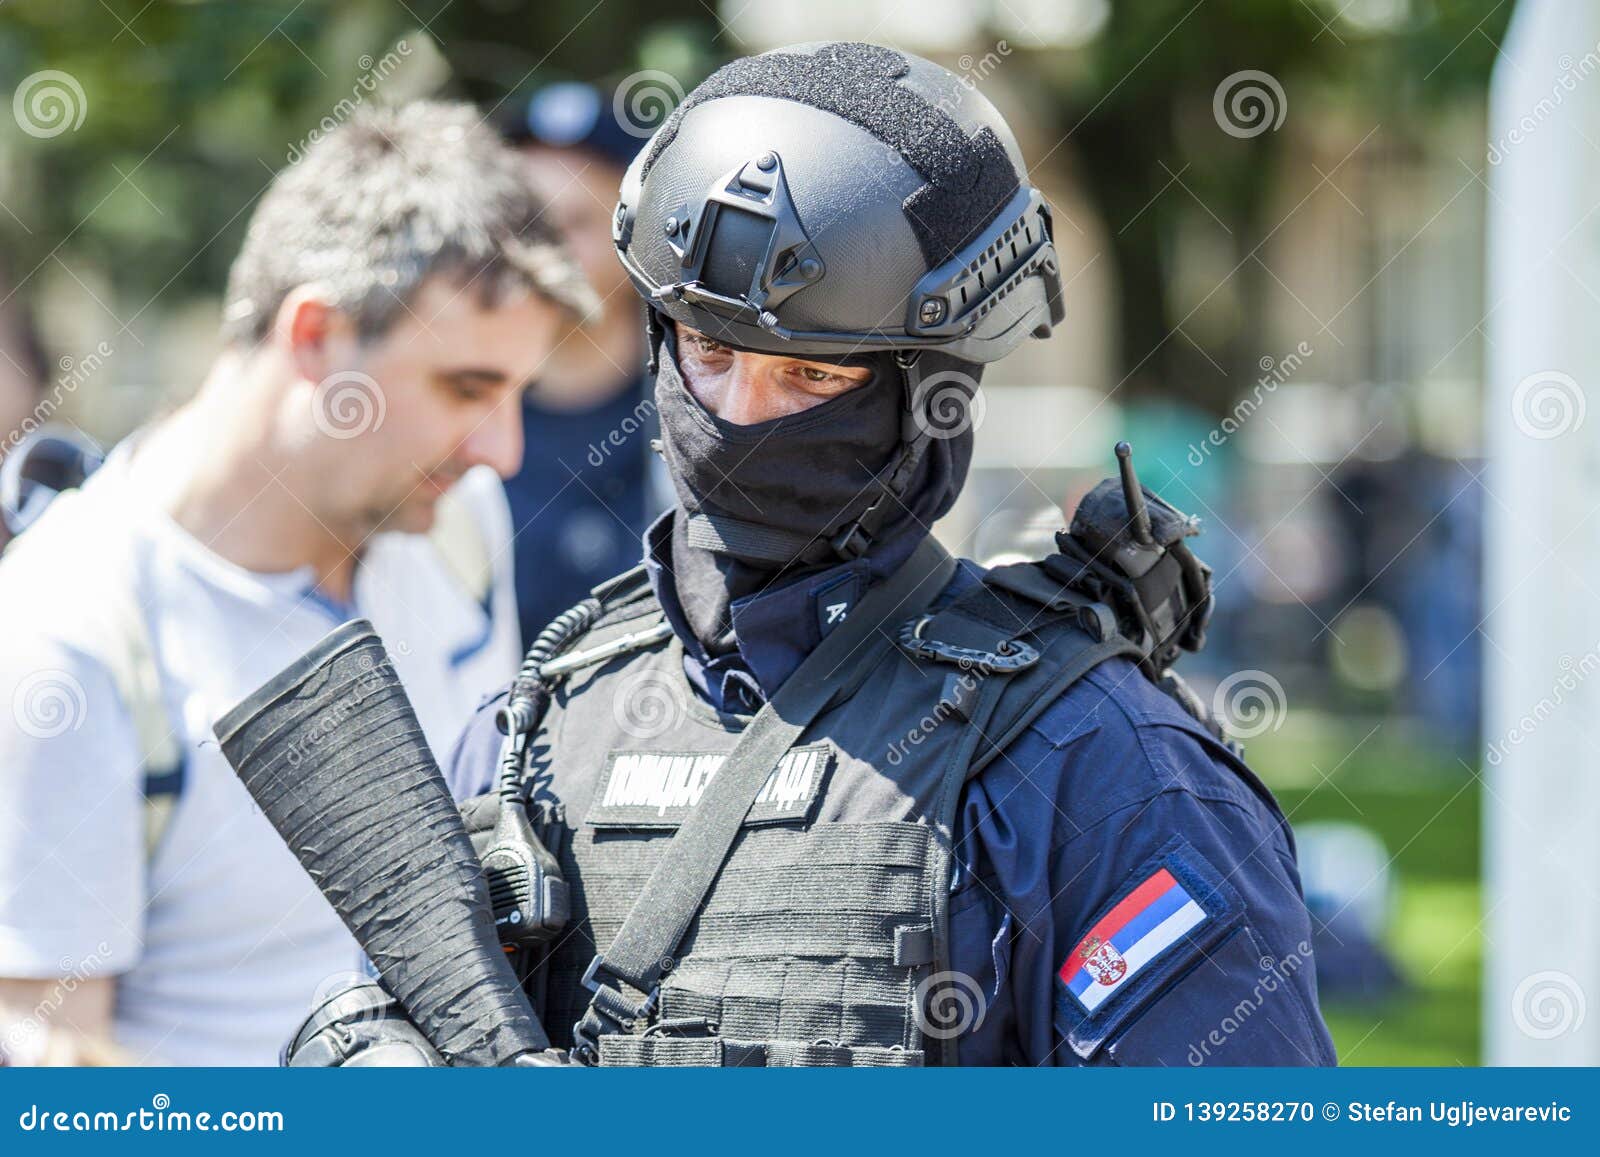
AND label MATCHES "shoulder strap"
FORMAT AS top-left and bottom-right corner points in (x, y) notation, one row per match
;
(571, 535), (958, 1061)
(10, 488), (185, 859)
(981, 558), (1238, 757)
(105, 577), (186, 859)
(968, 617), (1142, 779)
